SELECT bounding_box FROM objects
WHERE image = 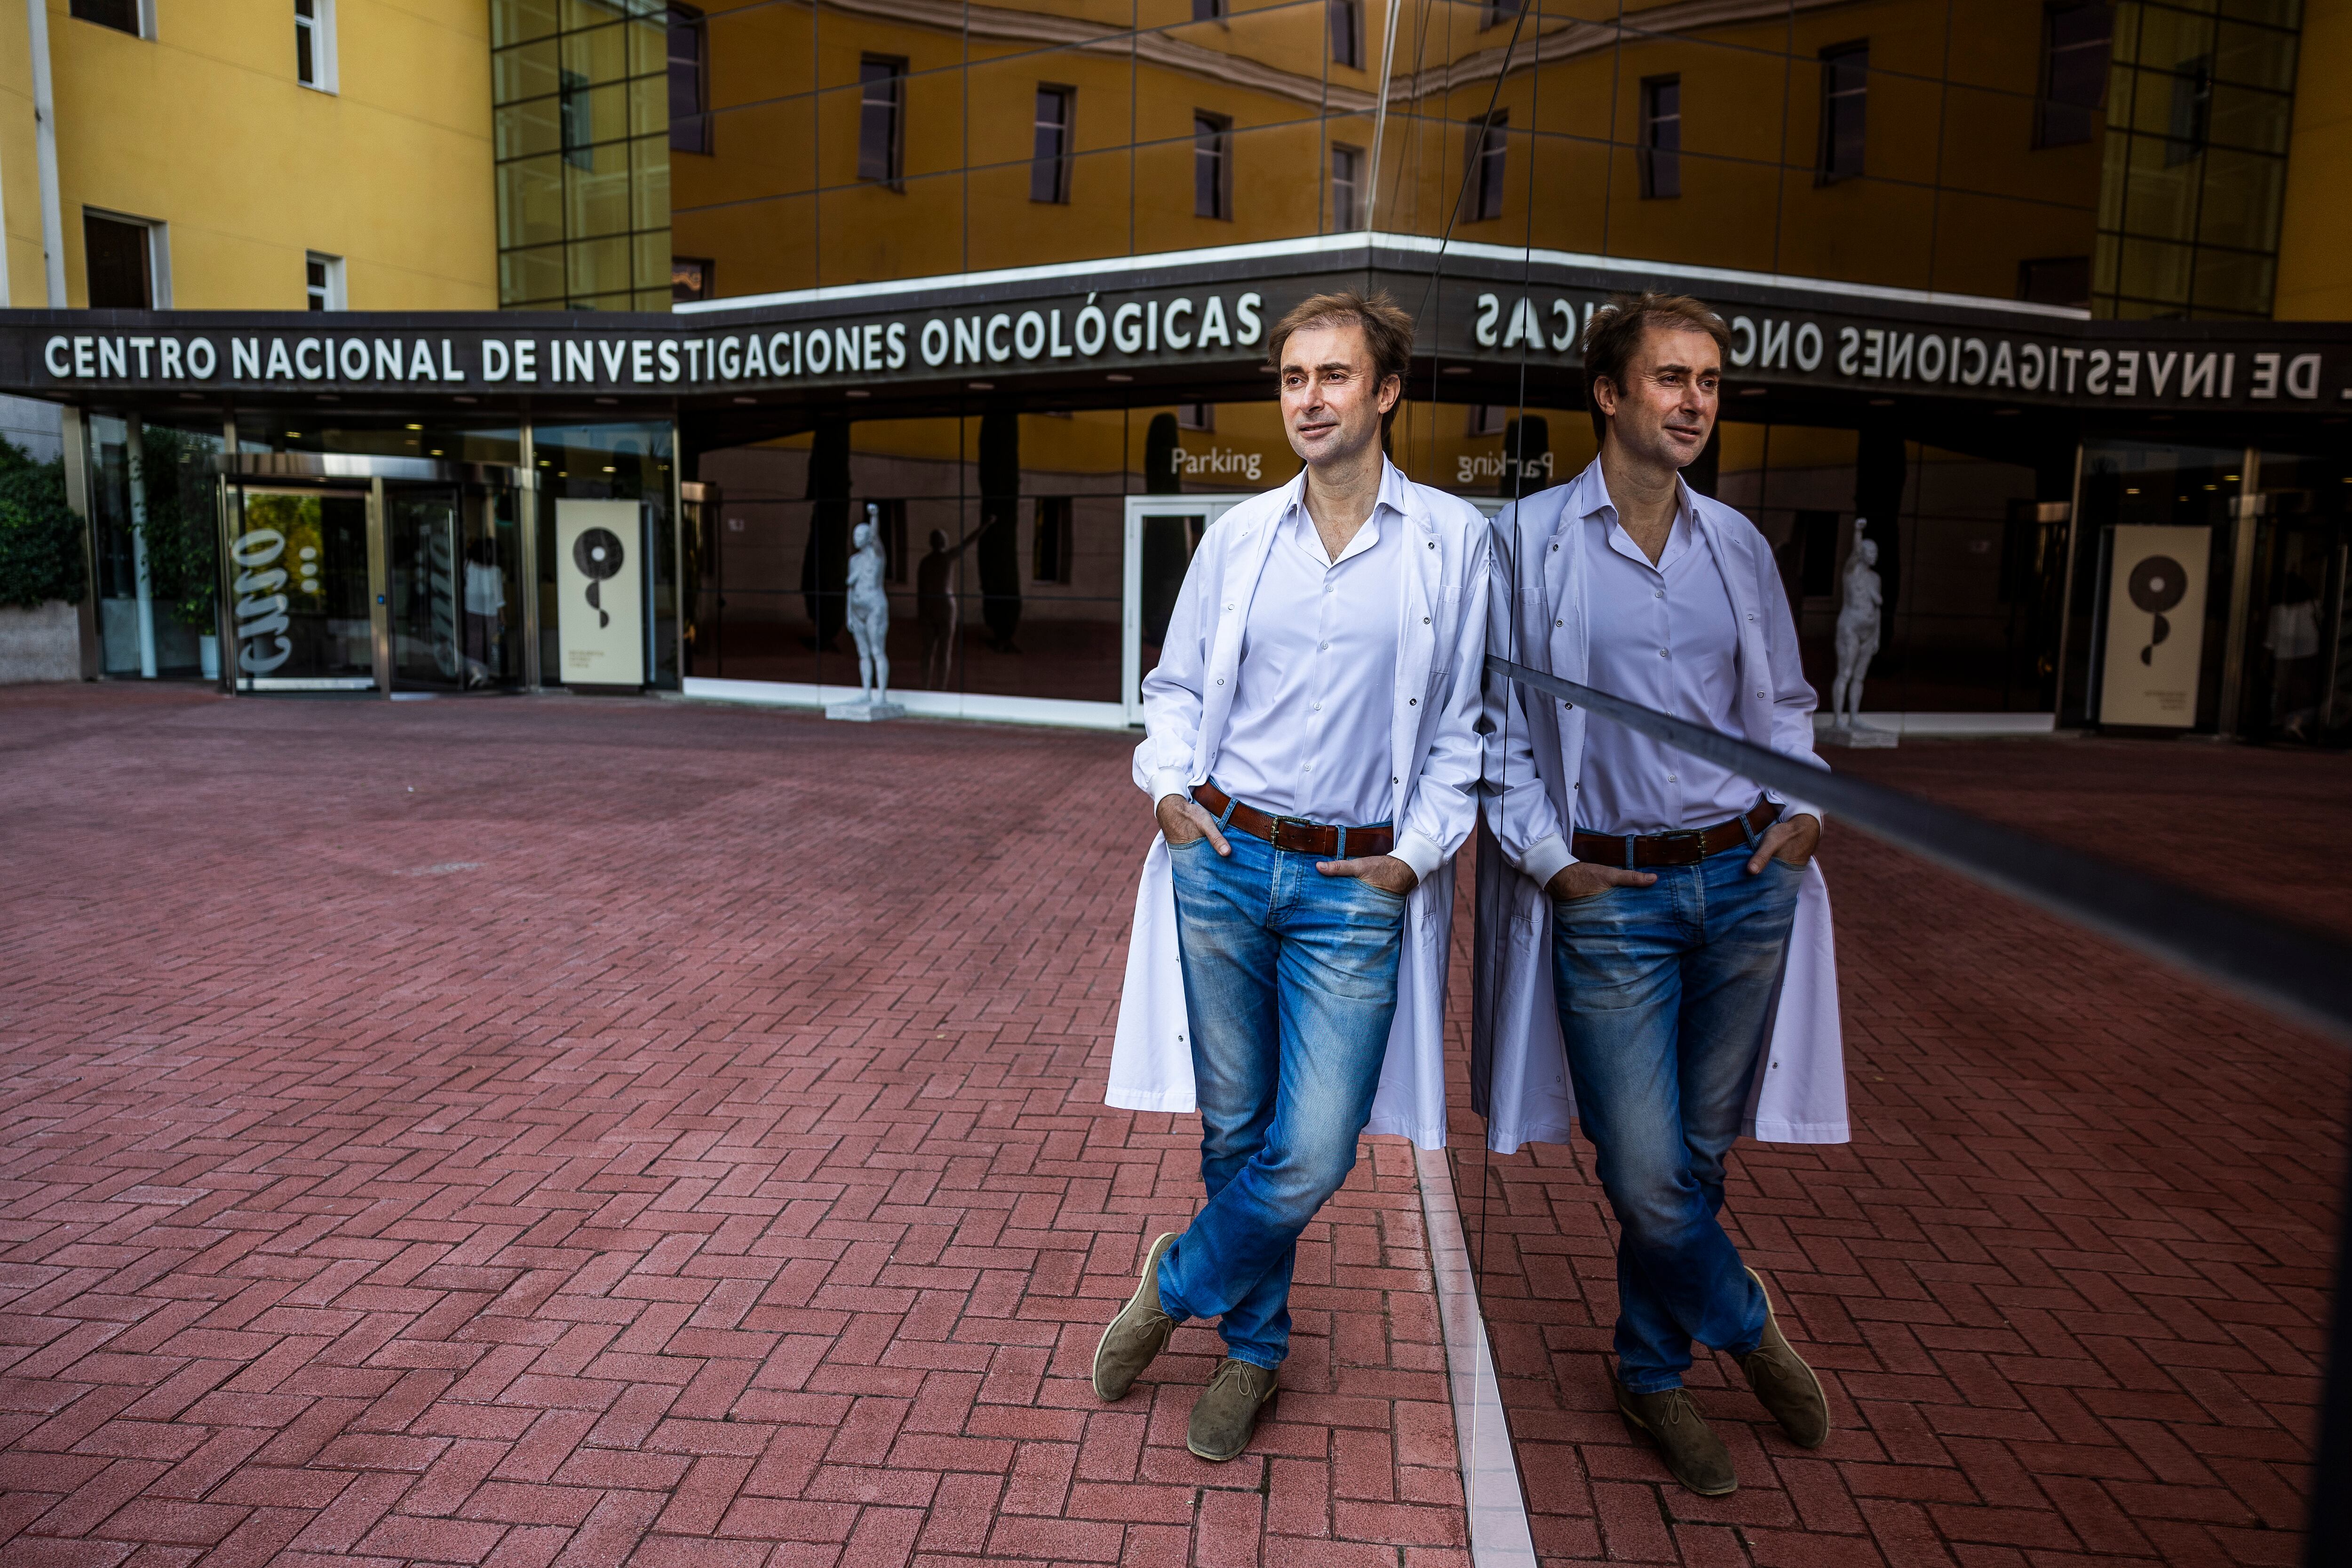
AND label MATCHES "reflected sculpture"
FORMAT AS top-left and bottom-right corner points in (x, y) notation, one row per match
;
(1826, 519), (1891, 747)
